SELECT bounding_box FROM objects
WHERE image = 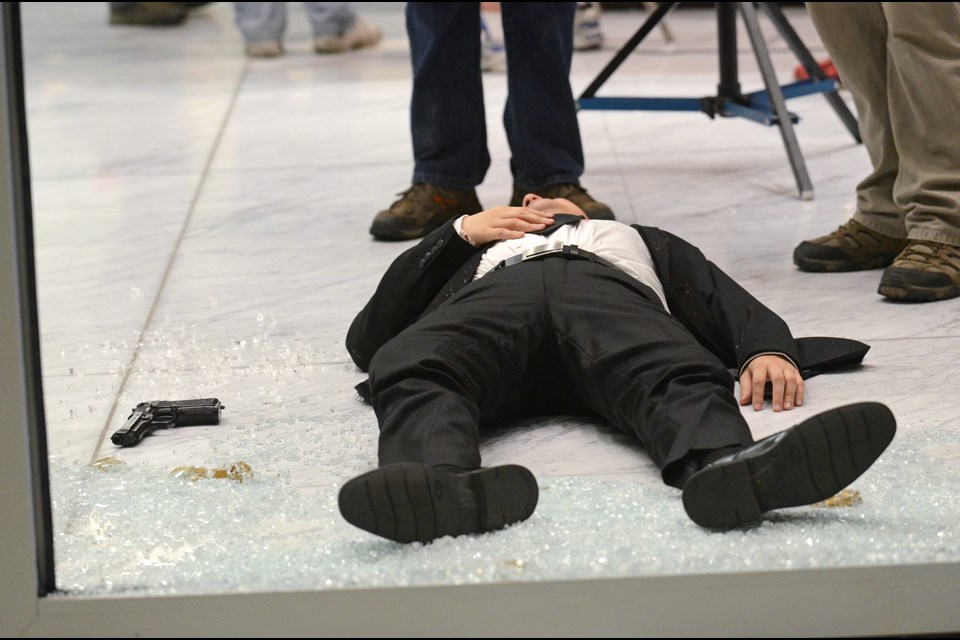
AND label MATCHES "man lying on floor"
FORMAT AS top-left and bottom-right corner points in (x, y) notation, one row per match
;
(339, 194), (896, 542)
